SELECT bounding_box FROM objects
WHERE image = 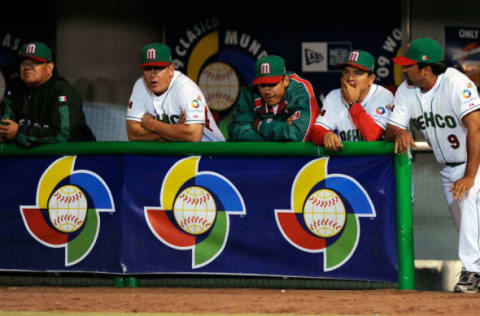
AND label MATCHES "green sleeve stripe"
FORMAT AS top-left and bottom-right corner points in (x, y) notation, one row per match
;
(58, 105), (70, 142)
(1, 99), (14, 120)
